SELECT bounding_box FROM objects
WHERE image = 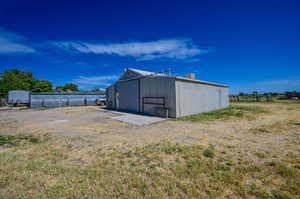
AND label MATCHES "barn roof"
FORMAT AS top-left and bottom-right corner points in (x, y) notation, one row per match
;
(126, 68), (156, 76)
(118, 68), (228, 88)
(174, 76), (228, 88)
(118, 68), (161, 81)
